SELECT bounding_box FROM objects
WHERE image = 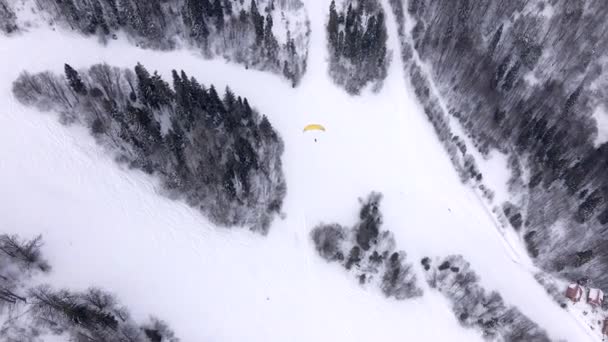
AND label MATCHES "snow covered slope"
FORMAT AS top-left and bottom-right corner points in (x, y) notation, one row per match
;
(0, 0), (596, 341)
